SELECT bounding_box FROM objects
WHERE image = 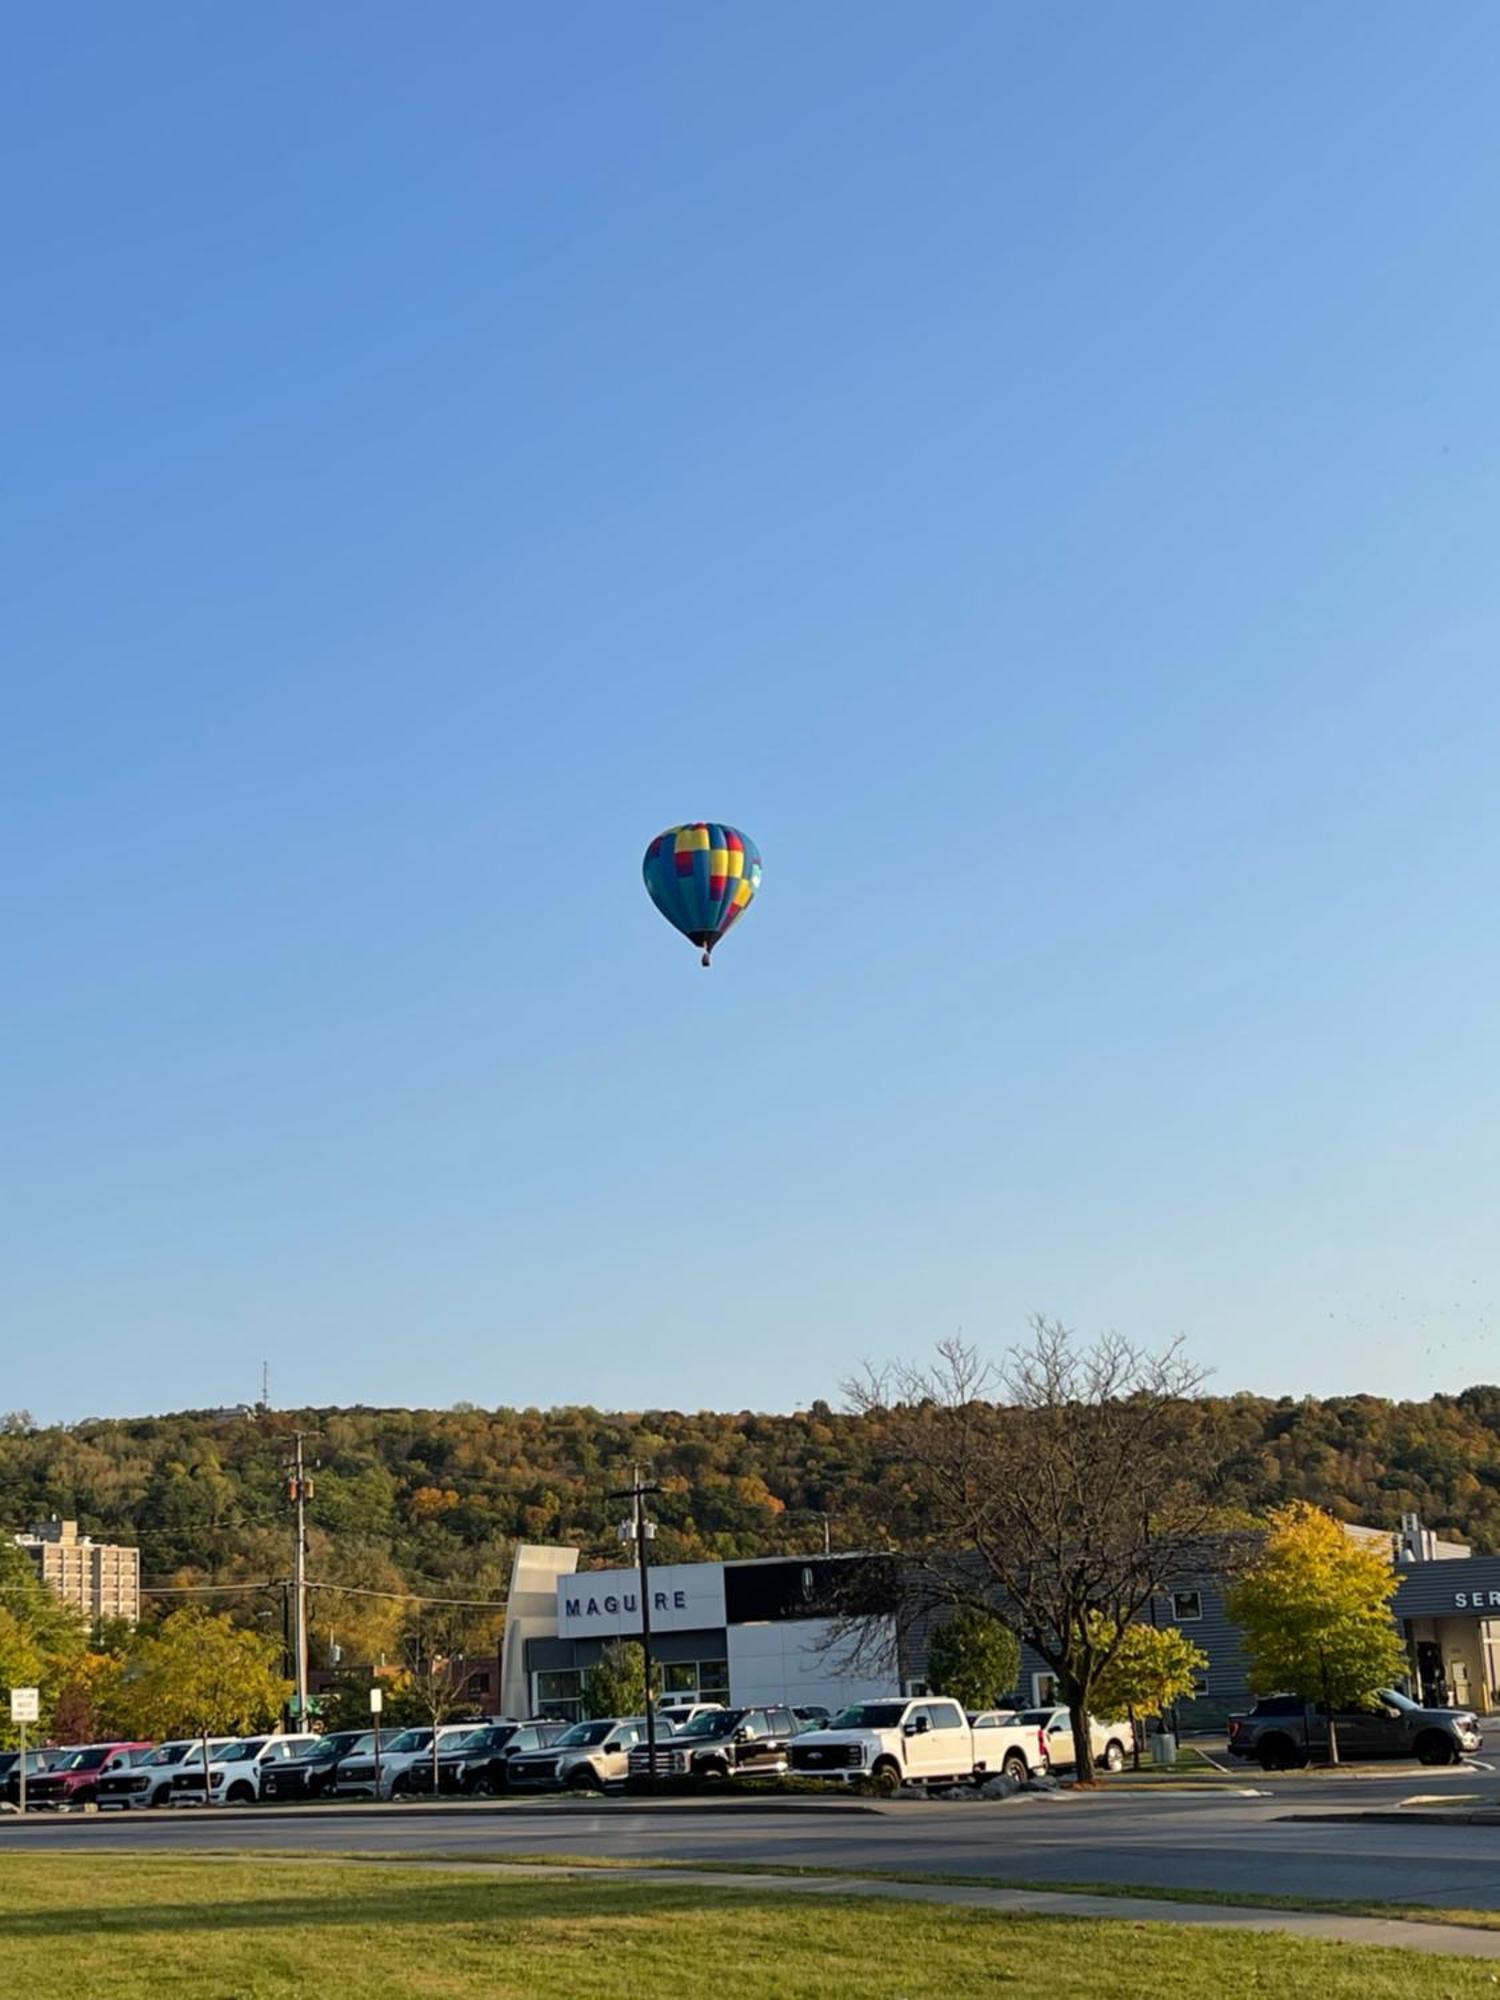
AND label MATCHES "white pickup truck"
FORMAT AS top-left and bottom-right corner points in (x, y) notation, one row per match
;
(169, 1734), (321, 1805)
(788, 1698), (989, 1793)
